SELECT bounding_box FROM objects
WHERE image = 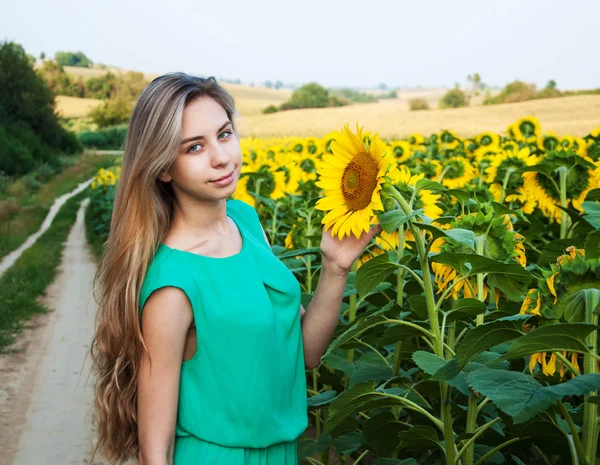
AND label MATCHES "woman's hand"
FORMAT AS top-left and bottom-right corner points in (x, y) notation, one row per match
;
(319, 222), (383, 275)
